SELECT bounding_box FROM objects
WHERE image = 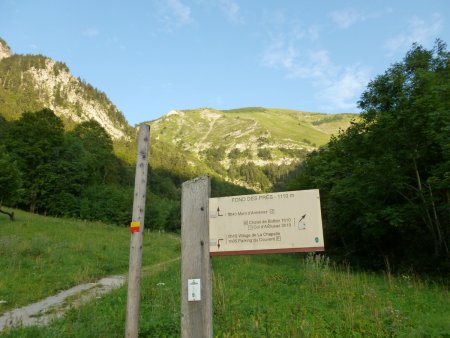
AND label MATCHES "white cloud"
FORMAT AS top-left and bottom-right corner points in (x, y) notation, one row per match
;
(385, 13), (443, 53)
(218, 0), (243, 24)
(291, 49), (336, 80)
(262, 8), (287, 27)
(330, 8), (366, 29)
(318, 65), (370, 111)
(82, 28), (99, 38)
(330, 8), (392, 29)
(158, 0), (192, 30)
(262, 34), (298, 70)
(262, 36), (370, 112)
(261, 11), (372, 112)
